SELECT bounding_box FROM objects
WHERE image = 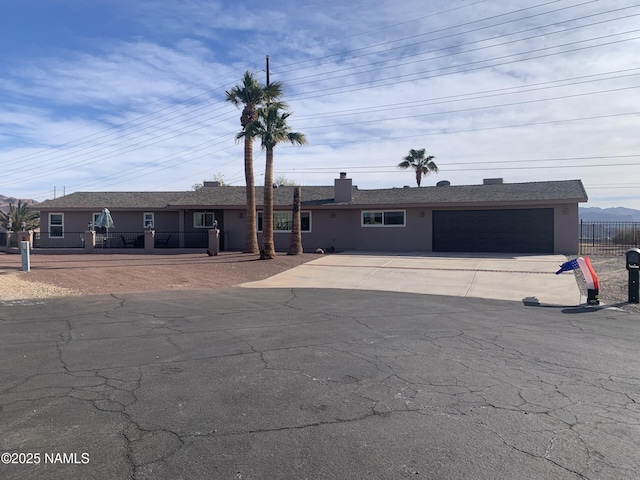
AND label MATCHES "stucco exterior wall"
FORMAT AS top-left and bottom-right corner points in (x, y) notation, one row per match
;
(553, 203), (580, 254)
(40, 210), (181, 233)
(103, 211), (179, 232)
(181, 209), (224, 232)
(222, 209), (250, 251)
(38, 201), (581, 254)
(265, 207), (434, 253)
(56, 211), (92, 233)
(217, 205), (580, 254)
